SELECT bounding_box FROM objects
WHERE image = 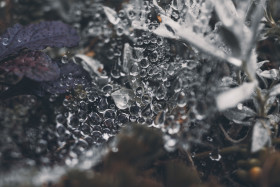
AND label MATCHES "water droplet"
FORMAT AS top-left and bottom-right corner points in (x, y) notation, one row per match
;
(103, 119), (115, 129)
(62, 55), (68, 64)
(177, 92), (187, 107)
(102, 84), (113, 96)
(148, 51), (158, 63)
(111, 65), (121, 79)
(237, 103), (243, 110)
(68, 115), (80, 129)
(80, 123), (91, 135)
(104, 109), (116, 119)
(135, 87), (144, 97)
(89, 112), (102, 125)
(116, 27), (124, 36)
(156, 85), (167, 100)
(103, 133), (110, 140)
(191, 152), (196, 158)
(2, 38), (9, 46)
(56, 124), (66, 135)
(129, 63), (140, 76)
(56, 114), (66, 124)
(141, 104), (153, 118)
(167, 122), (180, 135)
(112, 147), (119, 152)
(140, 58), (149, 68)
(130, 115), (137, 122)
(164, 135), (177, 152)
(201, 161), (206, 167)
(140, 69), (147, 77)
(207, 136), (213, 142)
(173, 78), (182, 93)
(137, 117), (146, 124)
(98, 97), (108, 112)
(129, 104), (140, 116)
(209, 152), (222, 161)
(117, 113), (129, 125)
(167, 64), (175, 75)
